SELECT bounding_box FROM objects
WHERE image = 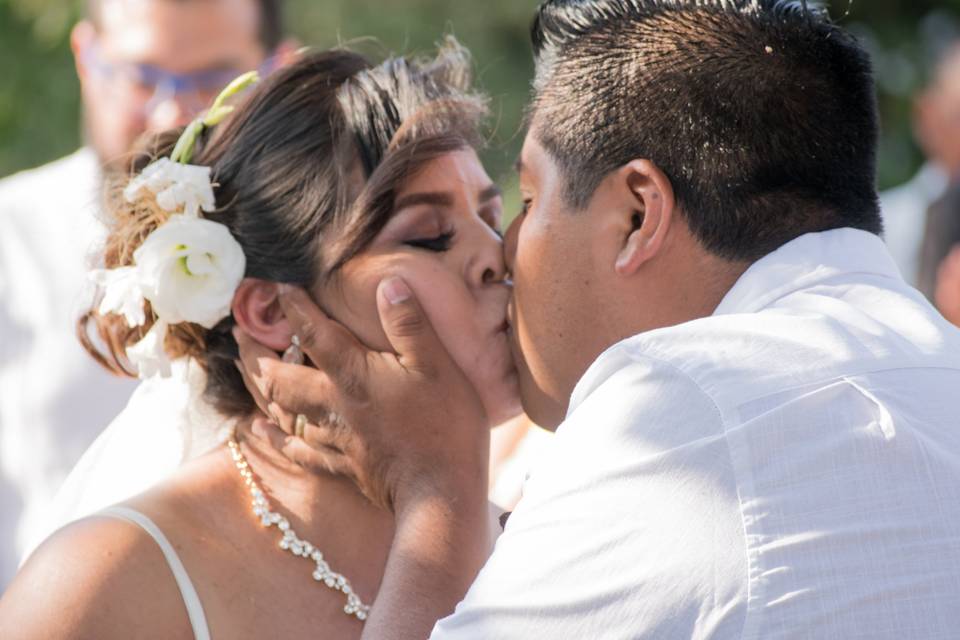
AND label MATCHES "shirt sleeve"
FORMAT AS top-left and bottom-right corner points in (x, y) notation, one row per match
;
(430, 354), (748, 640)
